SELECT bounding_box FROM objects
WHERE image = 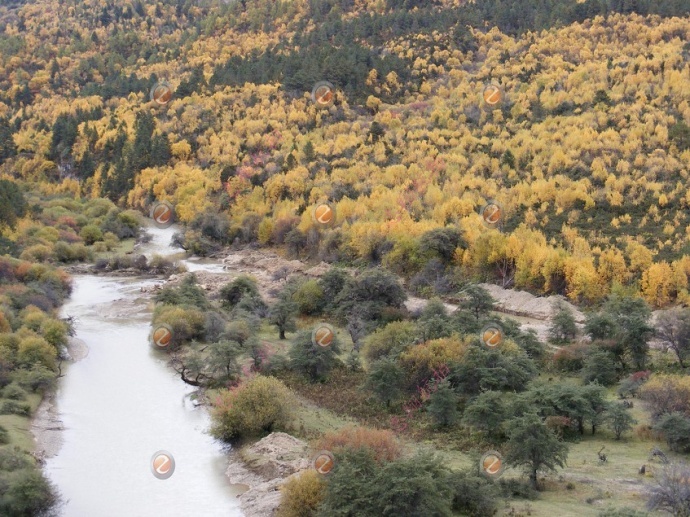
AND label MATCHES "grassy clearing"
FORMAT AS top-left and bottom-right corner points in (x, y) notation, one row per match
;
(91, 237), (136, 260)
(0, 392), (42, 452)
